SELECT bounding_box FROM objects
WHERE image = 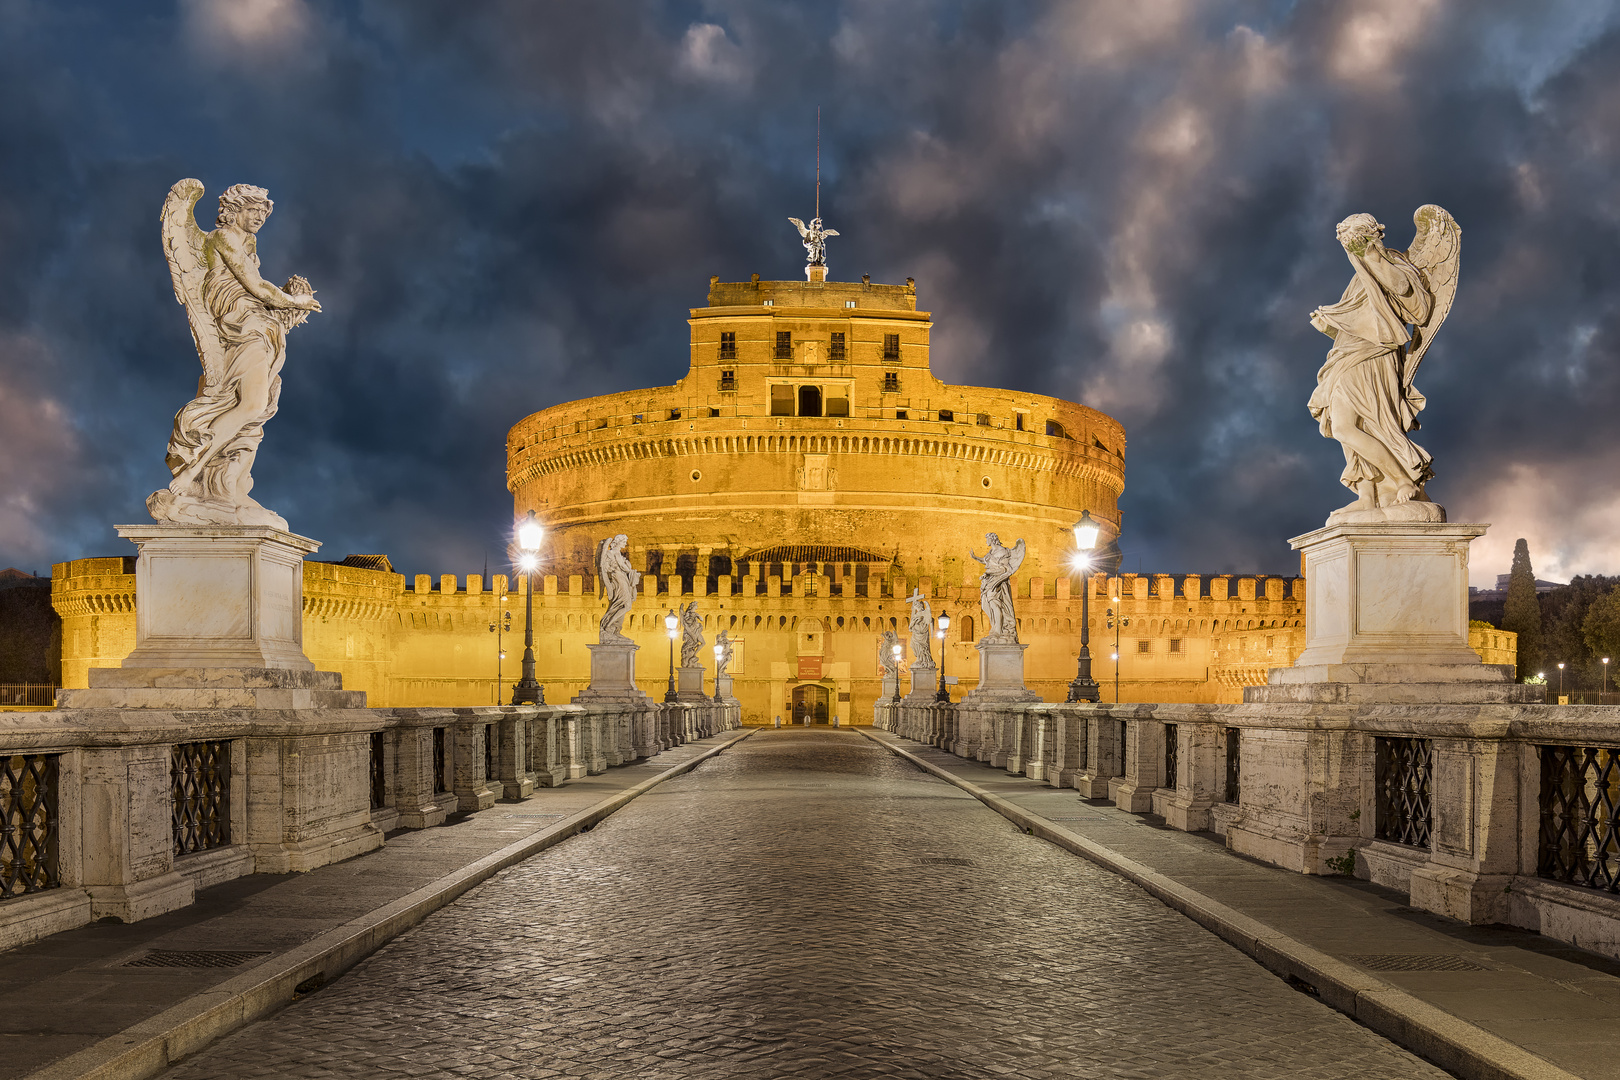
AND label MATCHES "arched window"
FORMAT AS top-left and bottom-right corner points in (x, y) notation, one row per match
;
(798, 385), (823, 416)
(962, 615), (976, 642)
